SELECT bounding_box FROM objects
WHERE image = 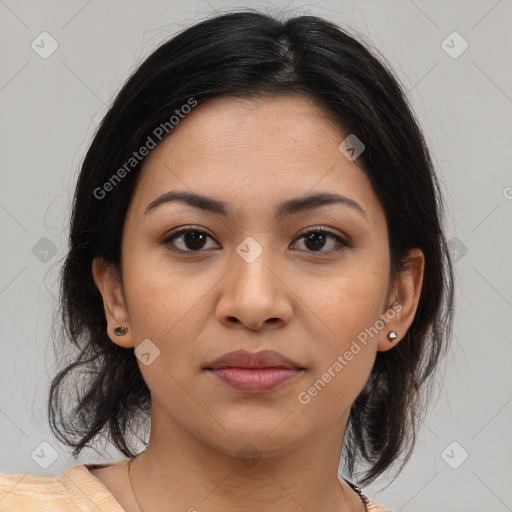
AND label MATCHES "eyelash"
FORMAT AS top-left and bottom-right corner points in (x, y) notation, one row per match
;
(162, 226), (348, 255)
